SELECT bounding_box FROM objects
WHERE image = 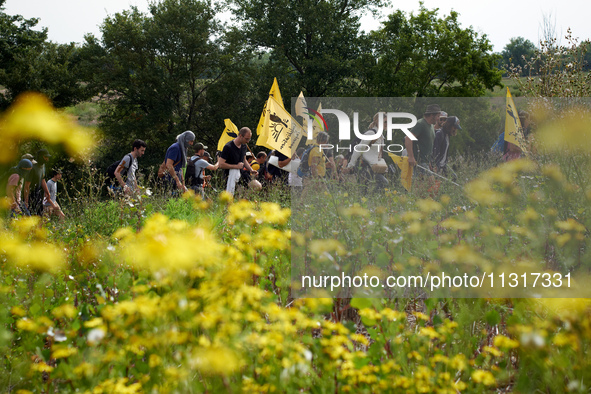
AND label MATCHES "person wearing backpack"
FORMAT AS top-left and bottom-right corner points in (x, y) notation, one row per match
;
(23, 149), (58, 216)
(5, 159), (33, 217)
(186, 143), (219, 196)
(113, 139), (147, 195)
(300, 131), (330, 196)
(160, 131), (195, 193)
